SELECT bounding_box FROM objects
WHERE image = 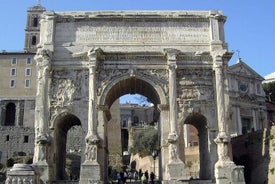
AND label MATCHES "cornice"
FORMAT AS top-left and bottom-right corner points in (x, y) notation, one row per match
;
(52, 10), (214, 23)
